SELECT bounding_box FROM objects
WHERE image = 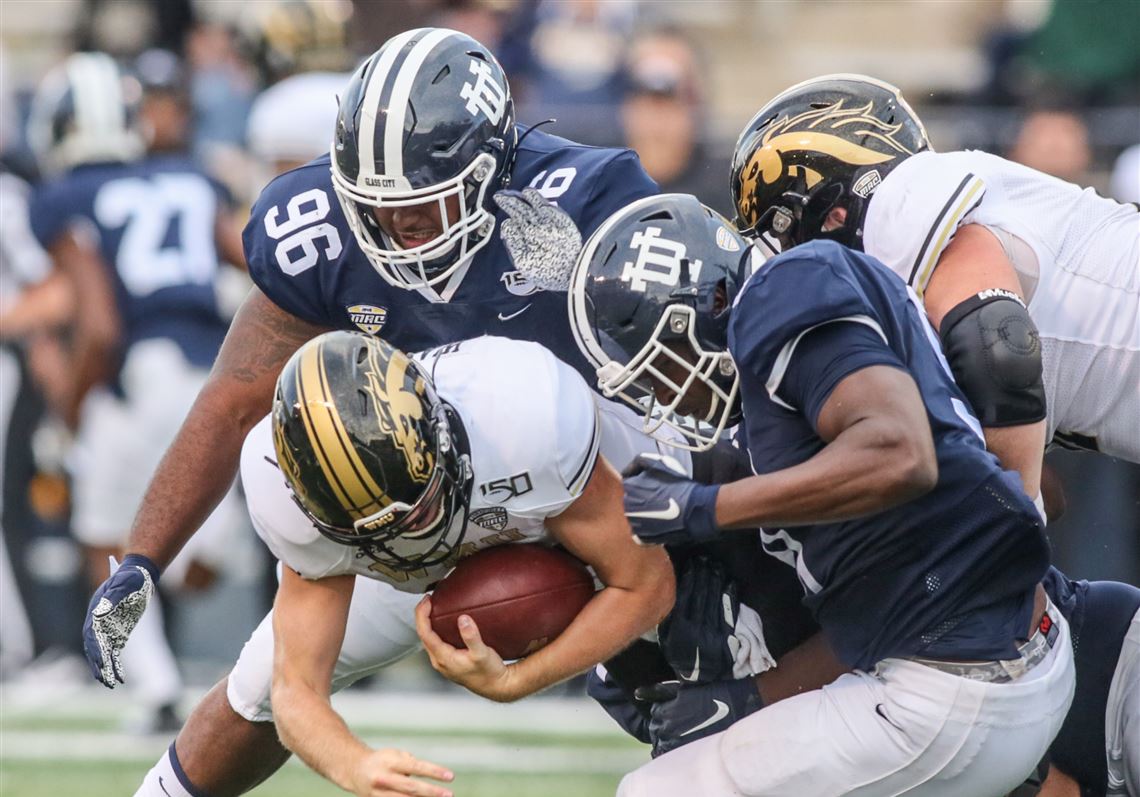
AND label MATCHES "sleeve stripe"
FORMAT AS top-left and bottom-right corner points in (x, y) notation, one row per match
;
(906, 173), (985, 295)
(764, 315), (888, 411)
(566, 404), (601, 496)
